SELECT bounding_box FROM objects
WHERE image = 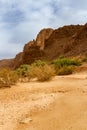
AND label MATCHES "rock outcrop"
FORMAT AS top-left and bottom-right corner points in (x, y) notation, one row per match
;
(43, 25), (83, 59)
(22, 41), (44, 65)
(13, 28), (53, 67)
(36, 28), (53, 50)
